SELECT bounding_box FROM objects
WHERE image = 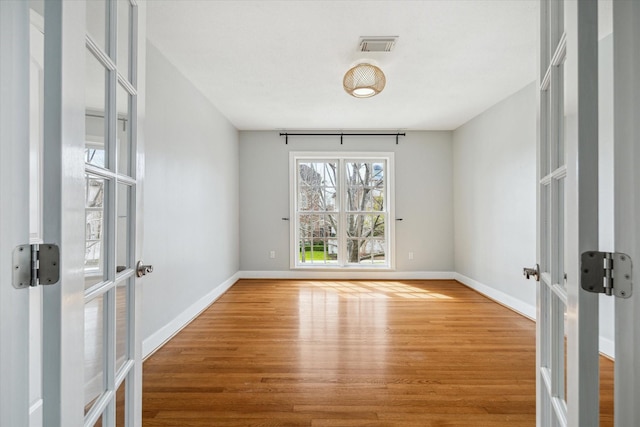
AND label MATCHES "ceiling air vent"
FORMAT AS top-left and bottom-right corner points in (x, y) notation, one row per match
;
(358, 36), (398, 52)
